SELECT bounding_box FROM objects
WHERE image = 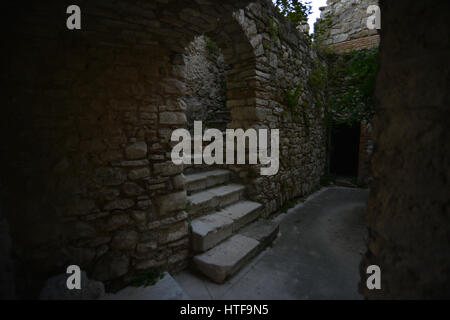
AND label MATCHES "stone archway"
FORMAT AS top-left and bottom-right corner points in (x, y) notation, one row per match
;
(1, 0), (255, 296)
(2, 0), (329, 296)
